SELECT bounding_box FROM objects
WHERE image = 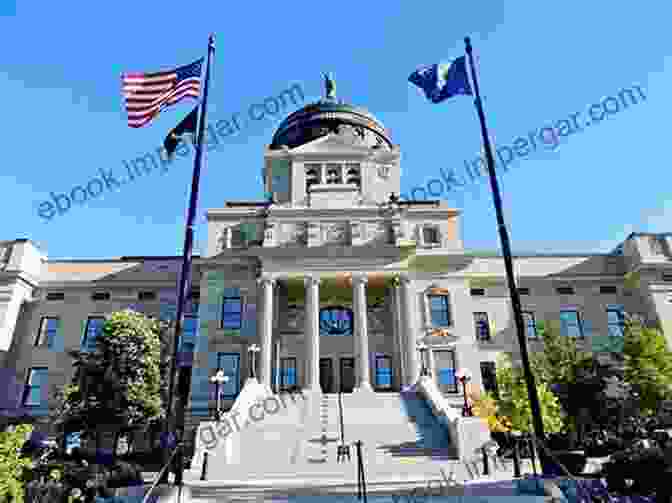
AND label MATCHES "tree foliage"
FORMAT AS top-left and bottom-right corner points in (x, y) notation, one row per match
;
(470, 391), (512, 432)
(53, 309), (171, 438)
(623, 315), (672, 414)
(493, 353), (565, 434)
(0, 424), (33, 503)
(529, 320), (594, 386)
